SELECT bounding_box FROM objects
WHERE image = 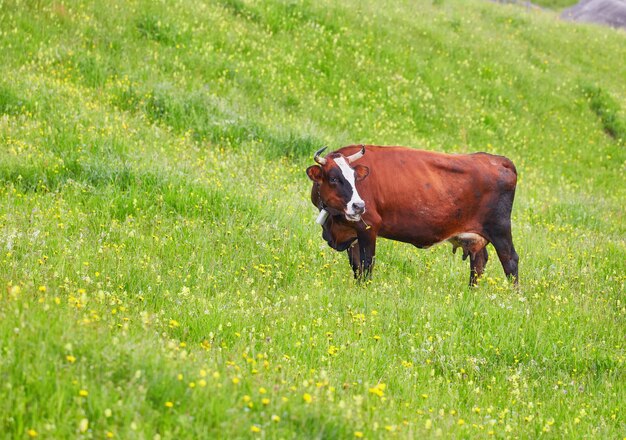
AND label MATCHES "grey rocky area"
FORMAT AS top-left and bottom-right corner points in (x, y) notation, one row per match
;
(561, 0), (626, 29)
(493, 0), (626, 30)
